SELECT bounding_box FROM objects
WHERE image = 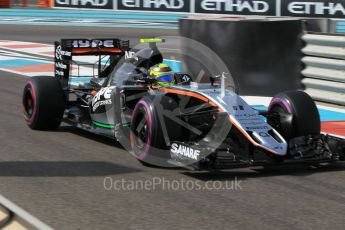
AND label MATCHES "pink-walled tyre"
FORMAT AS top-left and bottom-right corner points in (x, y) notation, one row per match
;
(130, 95), (179, 167)
(268, 90), (320, 140)
(22, 76), (64, 130)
